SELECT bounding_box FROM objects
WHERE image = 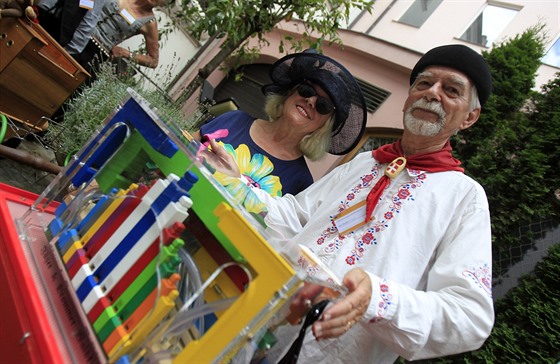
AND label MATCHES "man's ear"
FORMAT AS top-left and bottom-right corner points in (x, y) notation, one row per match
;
(460, 108), (481, 131)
